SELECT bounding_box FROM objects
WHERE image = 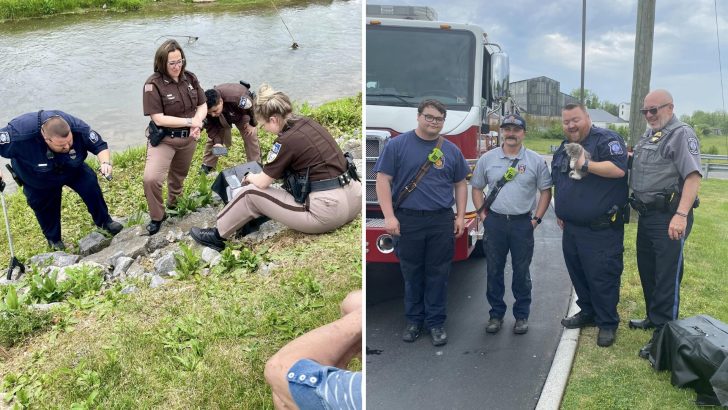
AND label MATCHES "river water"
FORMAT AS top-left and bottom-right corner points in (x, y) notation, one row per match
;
(0, 0), (362, 154)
